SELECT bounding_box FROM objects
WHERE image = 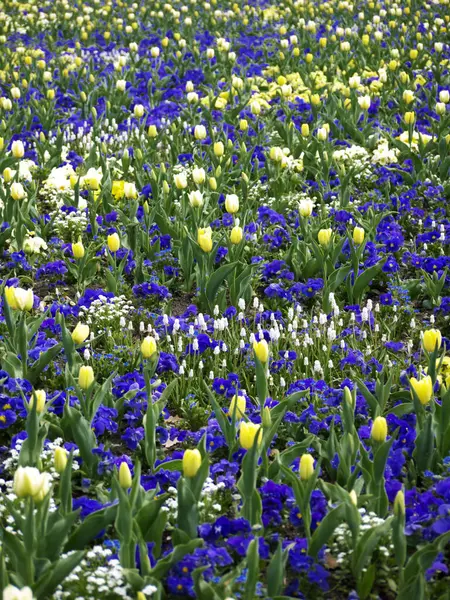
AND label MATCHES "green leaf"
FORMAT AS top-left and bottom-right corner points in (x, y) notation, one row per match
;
(150, 540), (203, 579)
(205, 262), (238, 308)
(32, 551), (85, 599)
(267, 542), (290, 597)
(243, 539), (259, 600)
(308, 503), (346, 559)
(65, 505), (117, 551)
